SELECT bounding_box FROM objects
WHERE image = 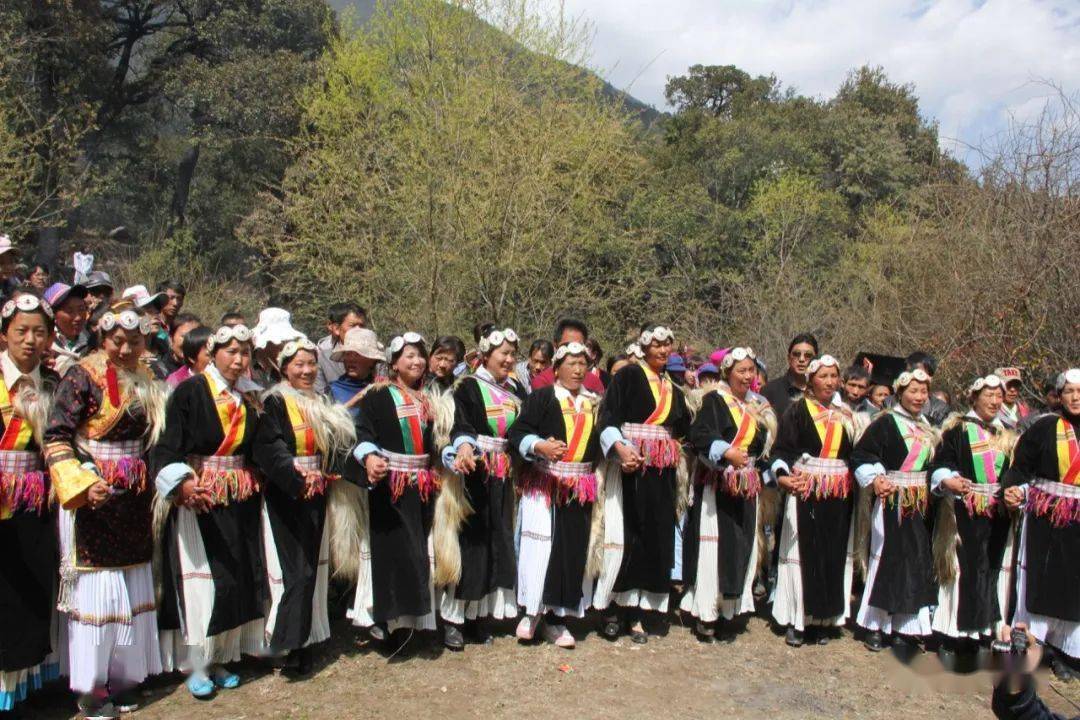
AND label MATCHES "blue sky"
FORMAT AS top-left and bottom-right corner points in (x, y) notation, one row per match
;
(560, 0), (1079, 167)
